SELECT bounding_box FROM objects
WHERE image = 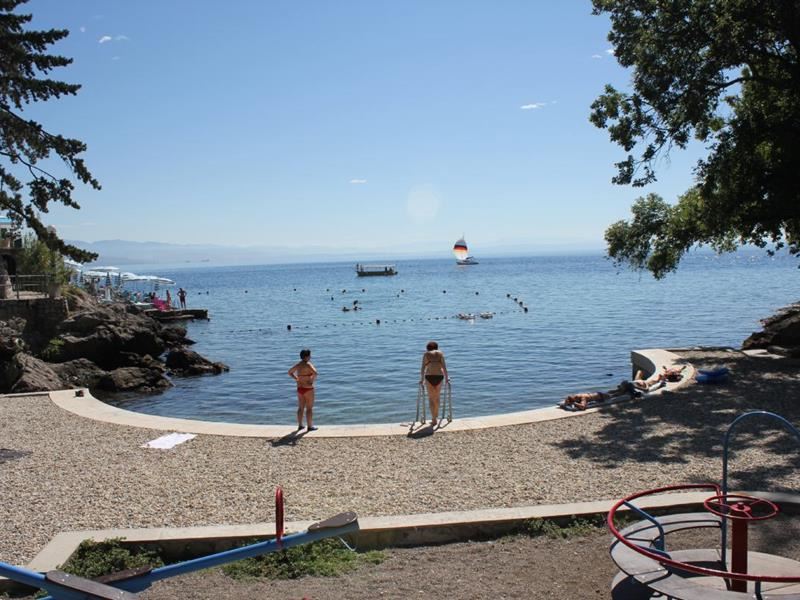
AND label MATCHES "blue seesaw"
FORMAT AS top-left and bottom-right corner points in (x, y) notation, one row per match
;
(0, 487), (359, 599)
